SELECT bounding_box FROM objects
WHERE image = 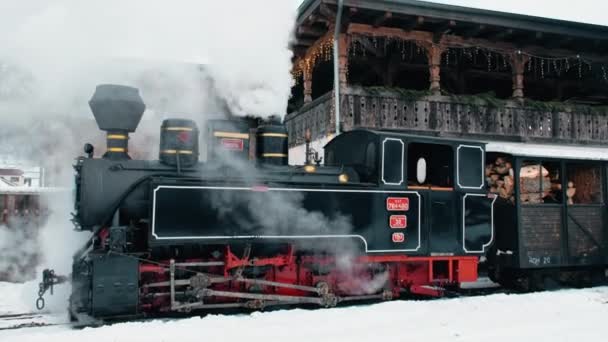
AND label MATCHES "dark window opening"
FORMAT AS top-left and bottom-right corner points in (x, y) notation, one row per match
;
(407, 143), (453, 189)
(519, 160), (562, 205)
(287, 74), (304, 113)
(566, 163), (602, 205)
(525, 59), (608, 104)
(325, 133), (378, 183)
(486, 153), (514, 203)
(311, 60), (334, 99)
(348, 39), (429, 90)
(365, 142), (376, 172)
(382, 139), (403, 185)
(541, 162), (562, 204)
(440, 48), (512, 99)
(457, 145), (483, 188)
